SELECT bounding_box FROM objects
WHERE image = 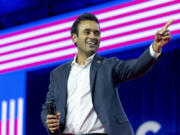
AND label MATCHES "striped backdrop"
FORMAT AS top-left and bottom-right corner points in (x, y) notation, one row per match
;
(0, 0), (180, 74)
(0, 98), (24, 135)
